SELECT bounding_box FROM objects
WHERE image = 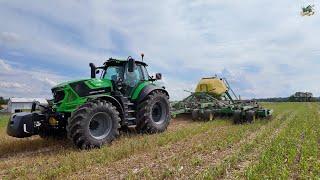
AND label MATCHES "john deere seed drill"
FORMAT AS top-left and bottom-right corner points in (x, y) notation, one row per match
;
(171, 77), (273, 123)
